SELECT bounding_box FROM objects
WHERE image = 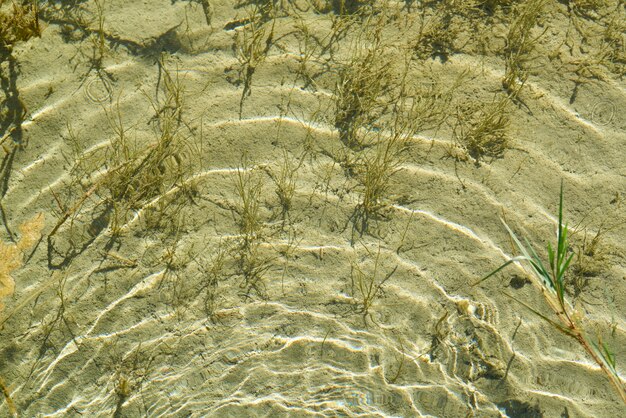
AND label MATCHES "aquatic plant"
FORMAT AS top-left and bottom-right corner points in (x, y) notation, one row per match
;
(48, 55), (196, 267)
(451, 95), (510, 165)
(350, 244), (397, 325)
(0, 0), (41, 53)
(333, 22), (390, 149)
(351, 132), (406, 237)
(502, 0), (547, 98)
(476, 182), (626, 403)
(232, 160), (273, 299)
(264, 148), (304, 220)
(235, 5), (275, 118)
